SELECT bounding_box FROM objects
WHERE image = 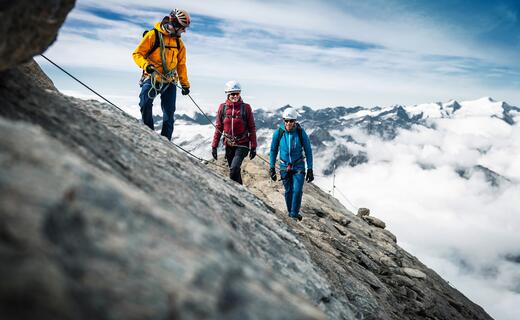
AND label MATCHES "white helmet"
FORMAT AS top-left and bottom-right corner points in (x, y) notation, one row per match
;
(282, 108), (299, 120)
(225, 80), (241, 93)
(170, 9), (191, 27)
